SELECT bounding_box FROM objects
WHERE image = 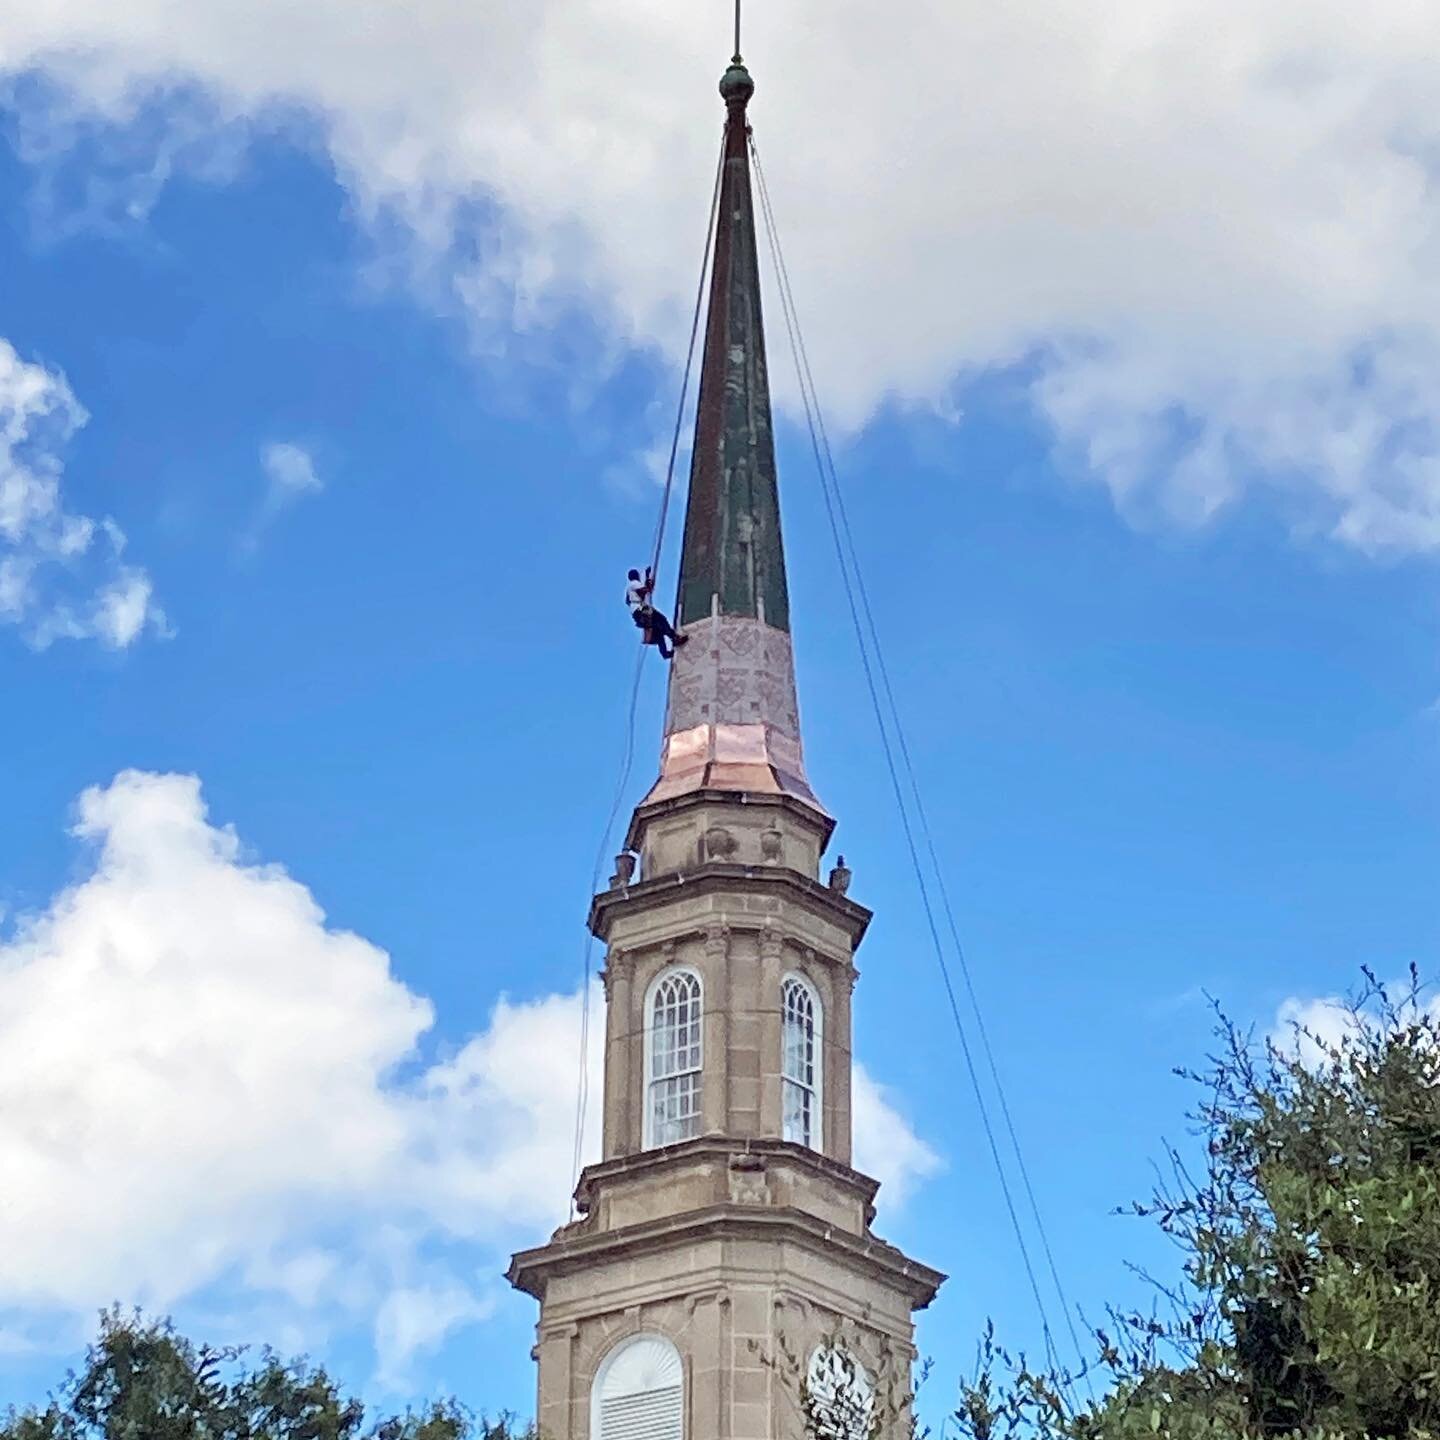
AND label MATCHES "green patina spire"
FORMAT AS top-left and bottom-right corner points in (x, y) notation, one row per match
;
(675, 56), (790, 632)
